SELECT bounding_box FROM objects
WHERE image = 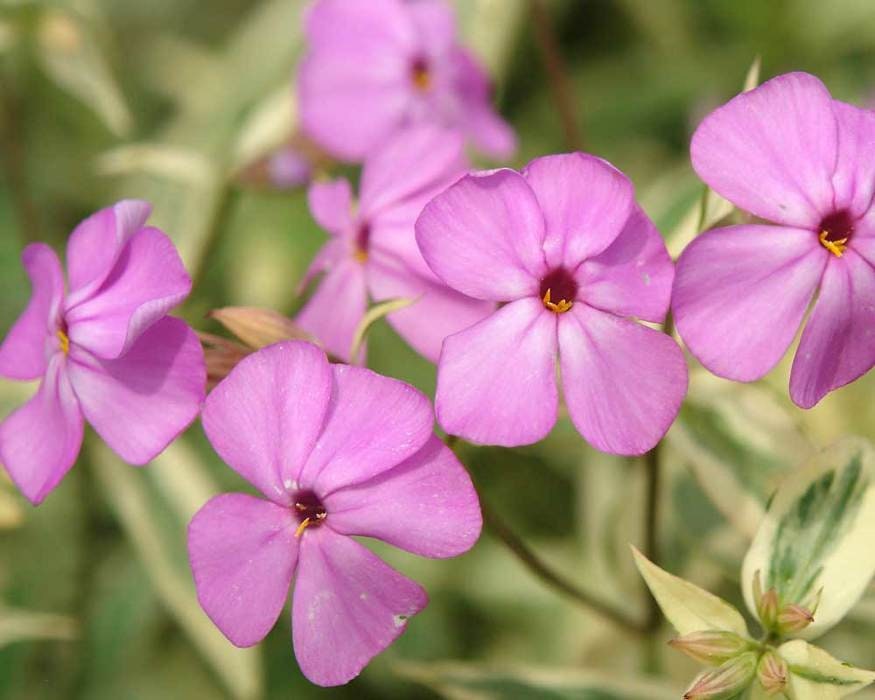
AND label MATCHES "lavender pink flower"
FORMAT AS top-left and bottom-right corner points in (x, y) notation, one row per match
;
(415, 153), (688, 454)
(187, 341), (481, 686)
(297, 0), (516, 162)
(674, 72), (875, 408)
(296, 125), (493, 363)
(0, 200), (205, 504)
